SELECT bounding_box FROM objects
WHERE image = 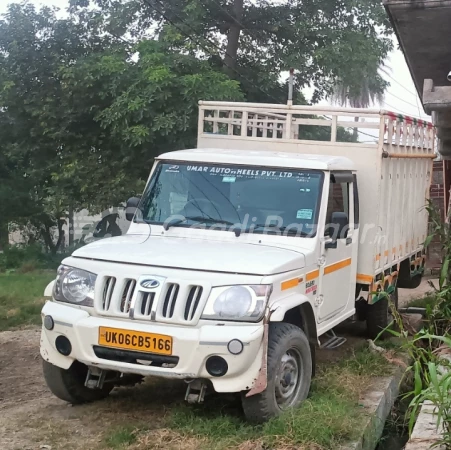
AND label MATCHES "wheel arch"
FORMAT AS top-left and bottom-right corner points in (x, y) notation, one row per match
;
(269, 295), (317, 340)
(269, 295), (317, 376)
